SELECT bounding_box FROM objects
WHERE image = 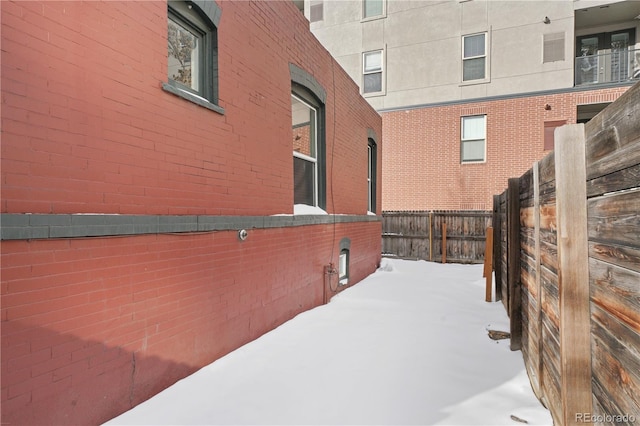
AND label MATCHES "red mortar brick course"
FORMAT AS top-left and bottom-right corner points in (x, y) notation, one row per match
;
(1, 0), (382, 424)
(381, 86), (630, 211)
